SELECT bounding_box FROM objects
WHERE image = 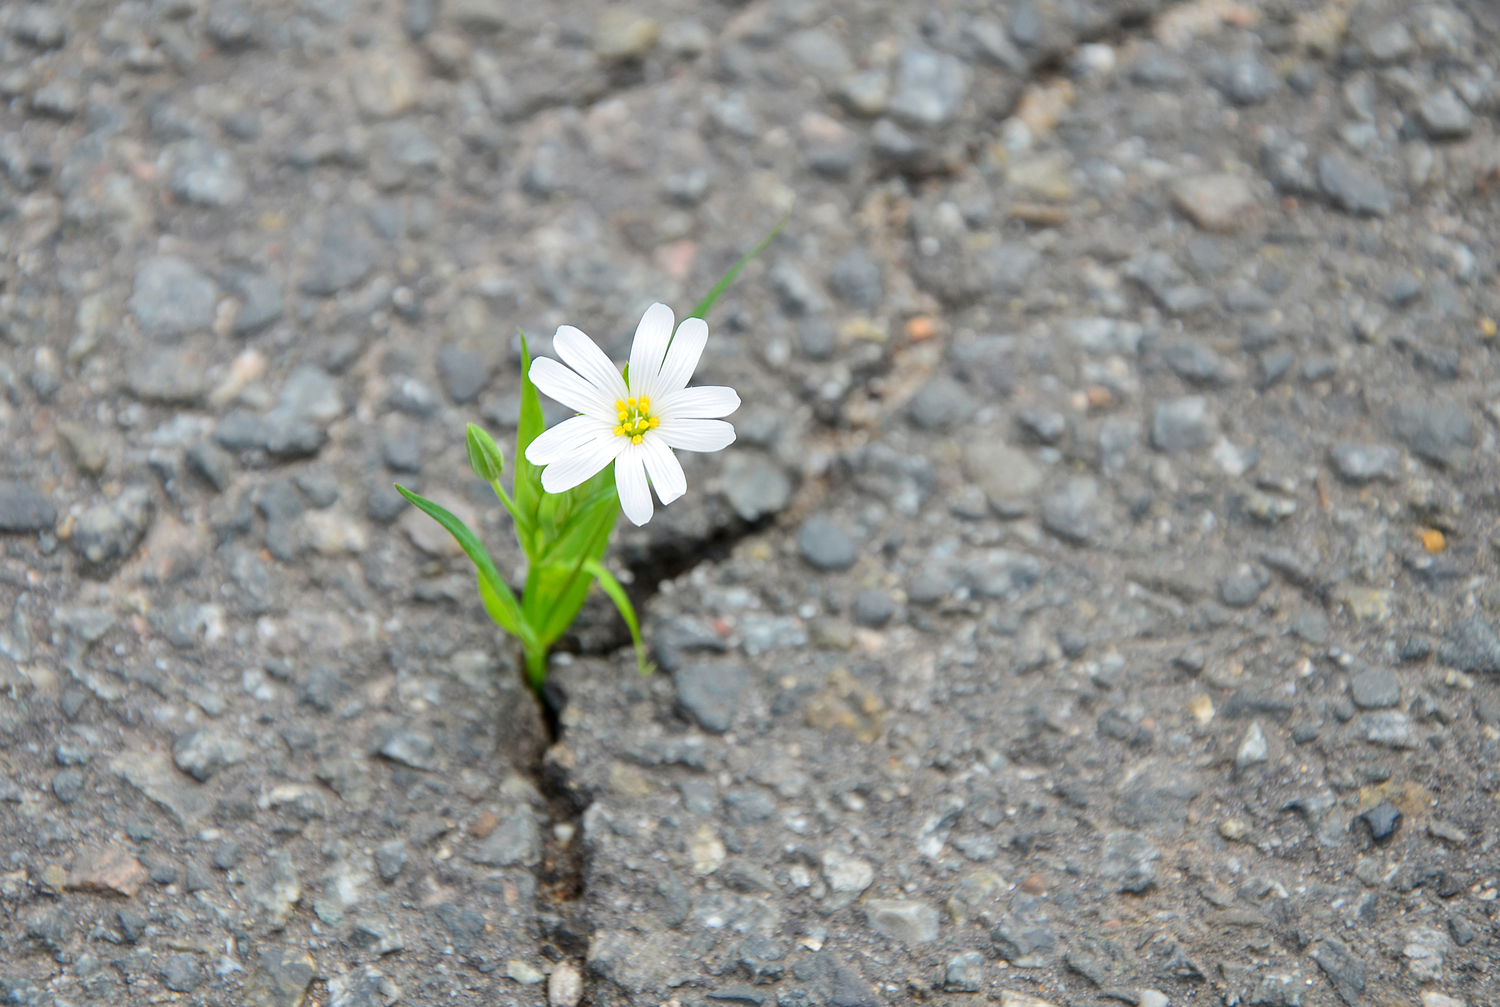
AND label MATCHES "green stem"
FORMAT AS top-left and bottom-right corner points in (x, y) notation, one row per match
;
(523, 644), (549, 697)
